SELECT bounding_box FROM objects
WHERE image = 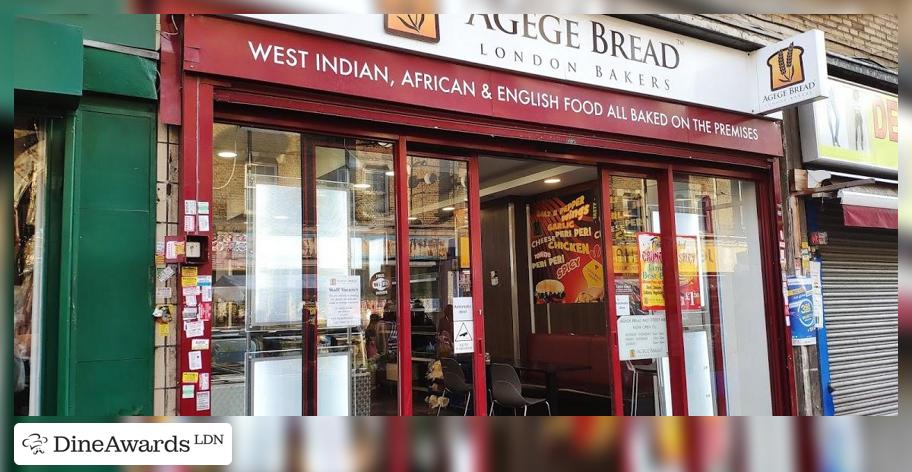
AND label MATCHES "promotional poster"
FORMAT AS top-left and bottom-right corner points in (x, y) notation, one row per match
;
(636, 233), (702, 311)
(530, 187), (604, 304)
